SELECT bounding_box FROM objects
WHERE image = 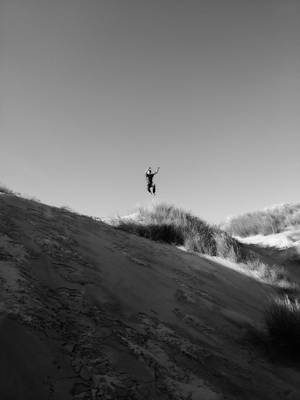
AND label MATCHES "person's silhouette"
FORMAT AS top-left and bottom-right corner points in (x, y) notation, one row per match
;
(145, 167), (160, 195)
